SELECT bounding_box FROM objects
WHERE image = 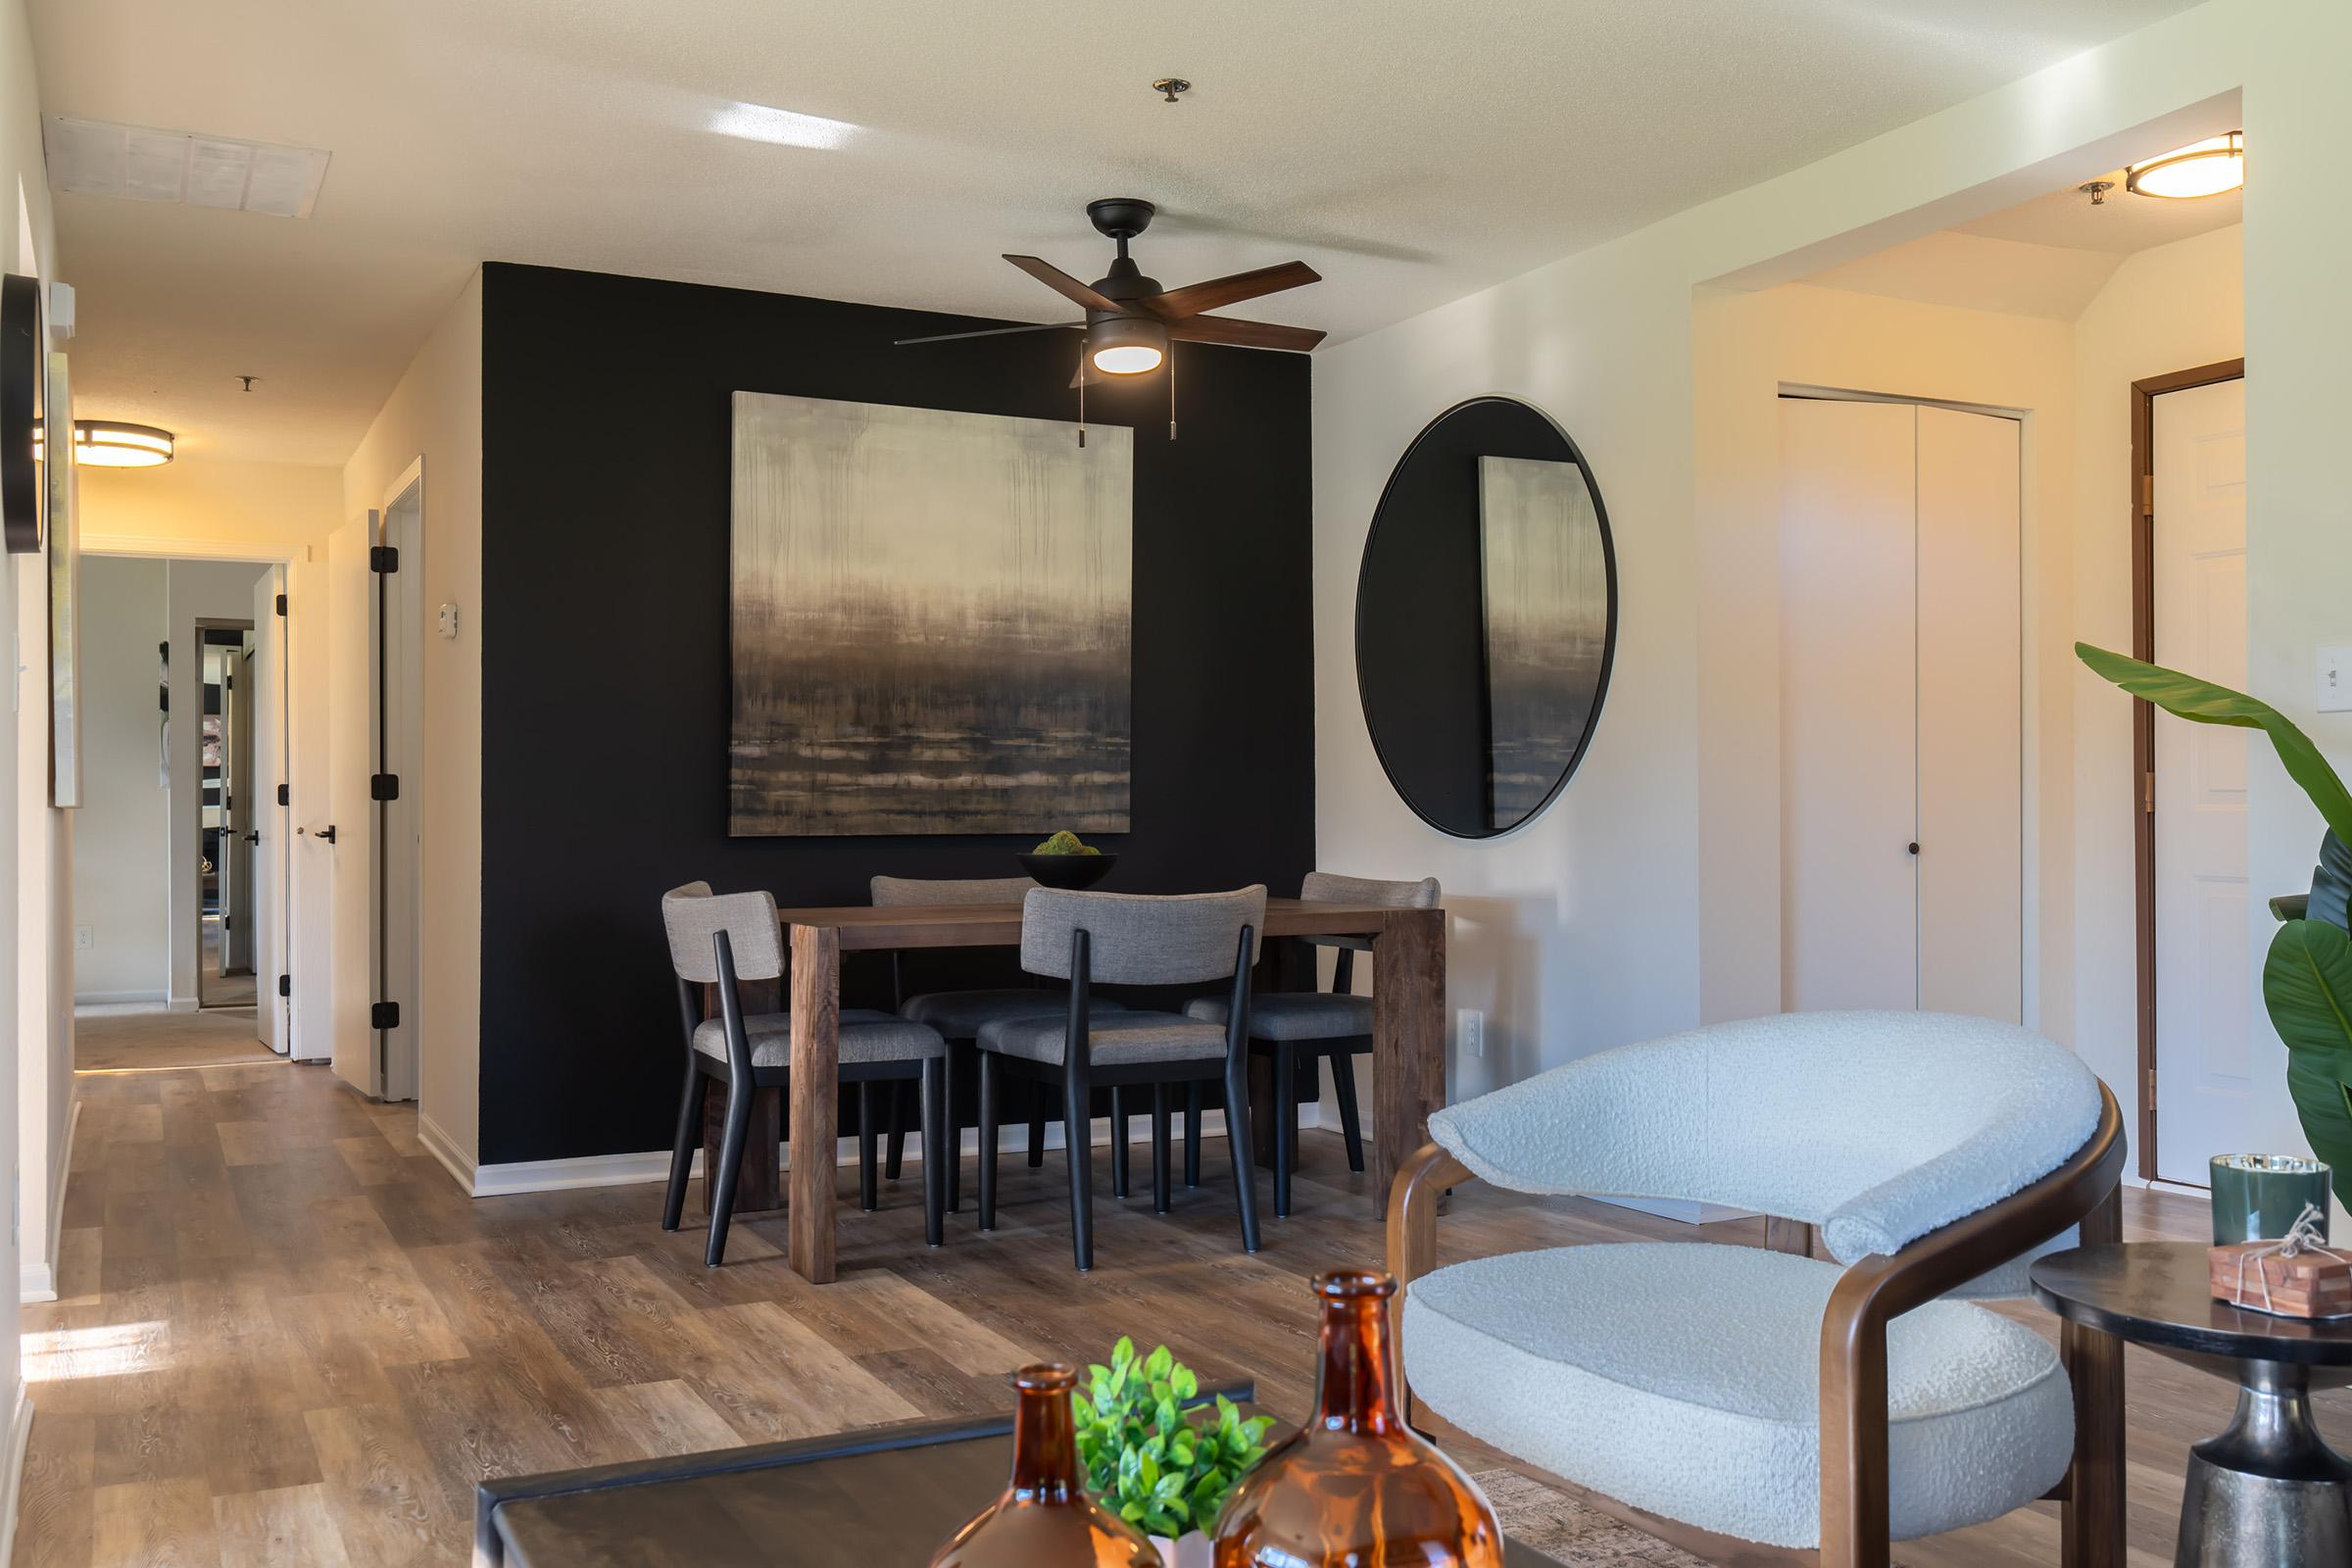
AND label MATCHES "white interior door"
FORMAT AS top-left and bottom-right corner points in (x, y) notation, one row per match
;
(1916, 406), (2023, 1023)
(326, 512), (379, 1095)
(1781, 397), (1919, 1010)
(2154, 376), (2250, 1184)
(252, 567), (289, 1055)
